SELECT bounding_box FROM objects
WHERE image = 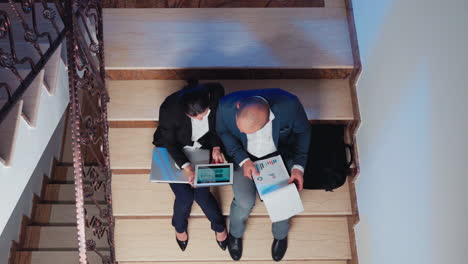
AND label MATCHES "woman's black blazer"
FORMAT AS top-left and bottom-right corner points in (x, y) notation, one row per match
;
(152, 83), (225, 168)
